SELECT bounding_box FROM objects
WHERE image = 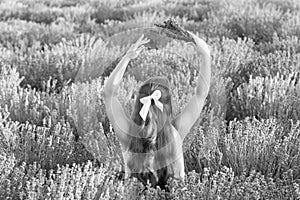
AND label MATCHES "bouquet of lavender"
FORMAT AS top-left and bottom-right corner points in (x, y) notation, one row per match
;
(154, 18), (195, 44)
